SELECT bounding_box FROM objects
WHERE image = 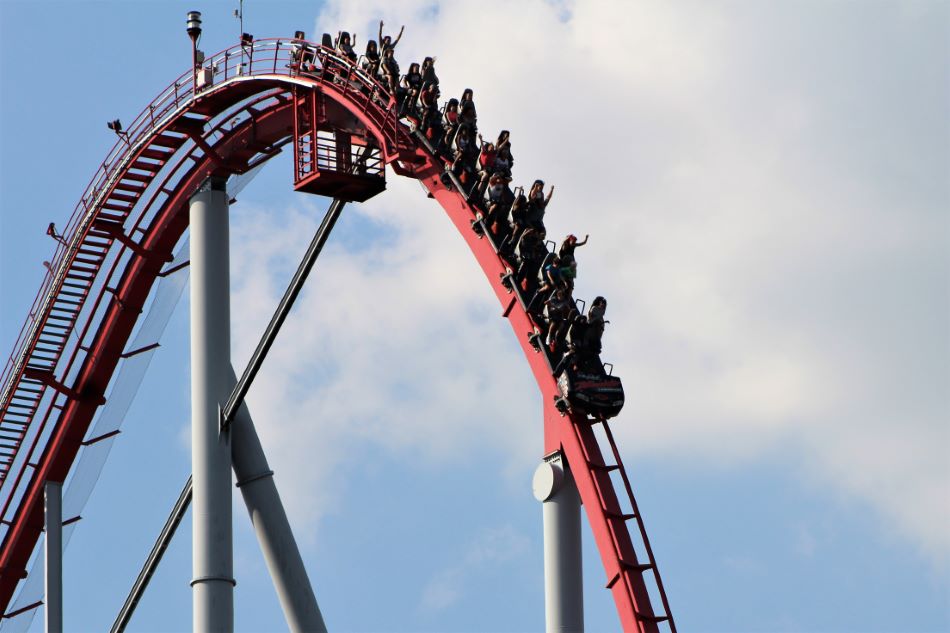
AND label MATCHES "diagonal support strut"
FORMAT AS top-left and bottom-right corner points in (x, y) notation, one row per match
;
(111, 198), (345, 632)
(221, 197), (347, 431)
(110, 476), (192, 633)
